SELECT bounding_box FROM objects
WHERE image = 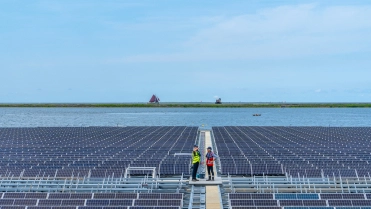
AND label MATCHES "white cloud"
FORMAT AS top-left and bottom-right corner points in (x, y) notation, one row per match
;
(122, 3), (371, 62)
